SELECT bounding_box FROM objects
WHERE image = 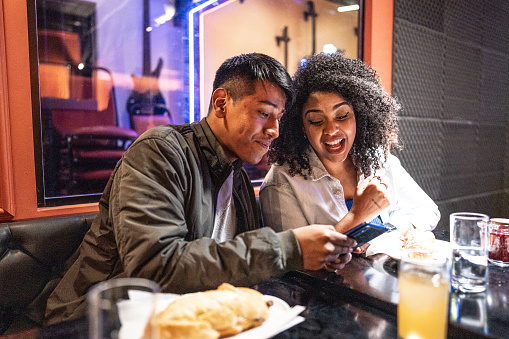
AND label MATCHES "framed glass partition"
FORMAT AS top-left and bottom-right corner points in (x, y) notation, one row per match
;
(30, 0), (362, 207)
